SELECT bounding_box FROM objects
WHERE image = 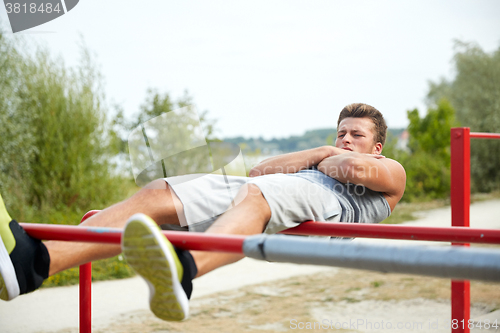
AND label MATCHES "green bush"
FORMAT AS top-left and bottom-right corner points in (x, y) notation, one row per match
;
(383, 99), (458, 202)
(427, 41), (500, 193)
(42, 255), (135, 288)
(0, 32), (131, 224)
